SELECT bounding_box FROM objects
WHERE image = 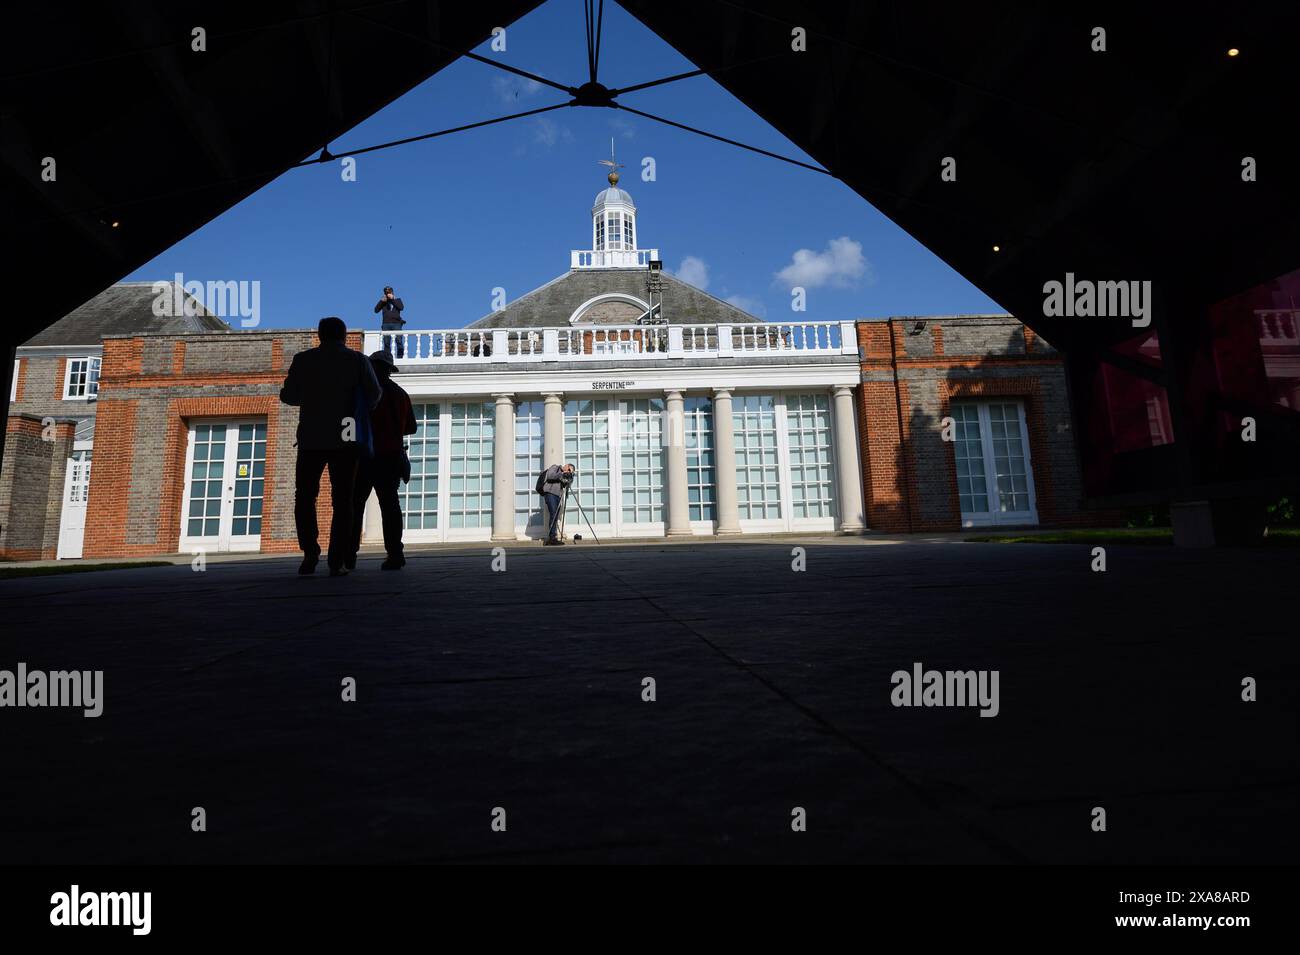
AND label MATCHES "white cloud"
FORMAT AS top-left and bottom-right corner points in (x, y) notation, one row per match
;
(672, 256), (710, 291)
(773, 236), (872, 290)
(491, 75), (544, 102)
(724, 294), (767, 318)
(610, 117), (637, 140)
(531, 117), (572, 149)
